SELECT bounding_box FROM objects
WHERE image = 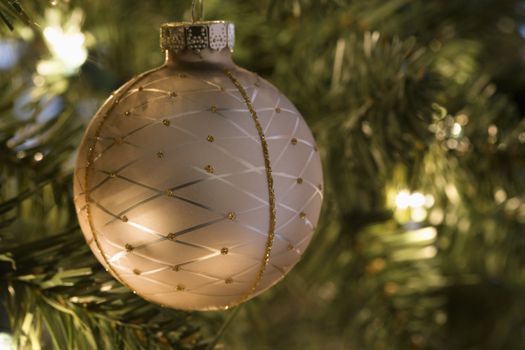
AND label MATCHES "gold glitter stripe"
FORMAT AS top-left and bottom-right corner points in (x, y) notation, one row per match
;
(83, 67), (165, 303)
(223, 69), (276, 306)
